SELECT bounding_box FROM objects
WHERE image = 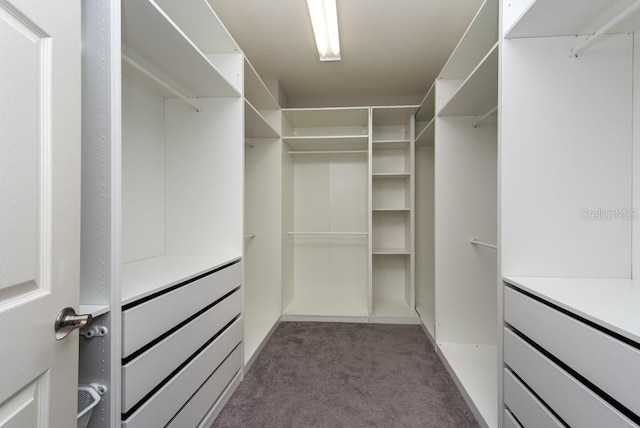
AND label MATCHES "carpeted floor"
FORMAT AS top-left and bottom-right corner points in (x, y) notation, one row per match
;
(212, 322), (480, 428)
